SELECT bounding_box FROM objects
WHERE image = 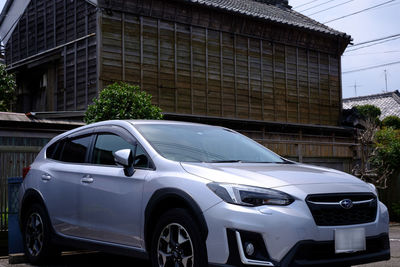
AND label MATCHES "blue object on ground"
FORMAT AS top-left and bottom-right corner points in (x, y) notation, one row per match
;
(8, 177), (24, 254)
